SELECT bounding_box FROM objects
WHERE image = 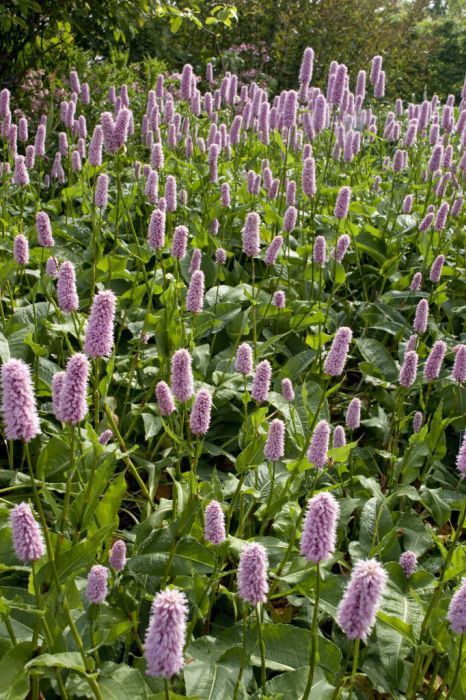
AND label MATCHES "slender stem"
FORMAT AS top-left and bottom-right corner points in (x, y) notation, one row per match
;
(251, 257), (257, 360)
(2, 612), (17, 644)
(407, 501), (466, 696)
(164, 678), (170, 700)
(24, 445), (61, 591)
(256, 603), (266, 694)
(59, 425), (76, 552)
(348, 639), (360, 700)
(445, 634), (464, 700)
(233, 608), (248, 700)
(302, 561), (320, 700)
(93, 358), (101, 429)
(104, 404), (154, 506)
